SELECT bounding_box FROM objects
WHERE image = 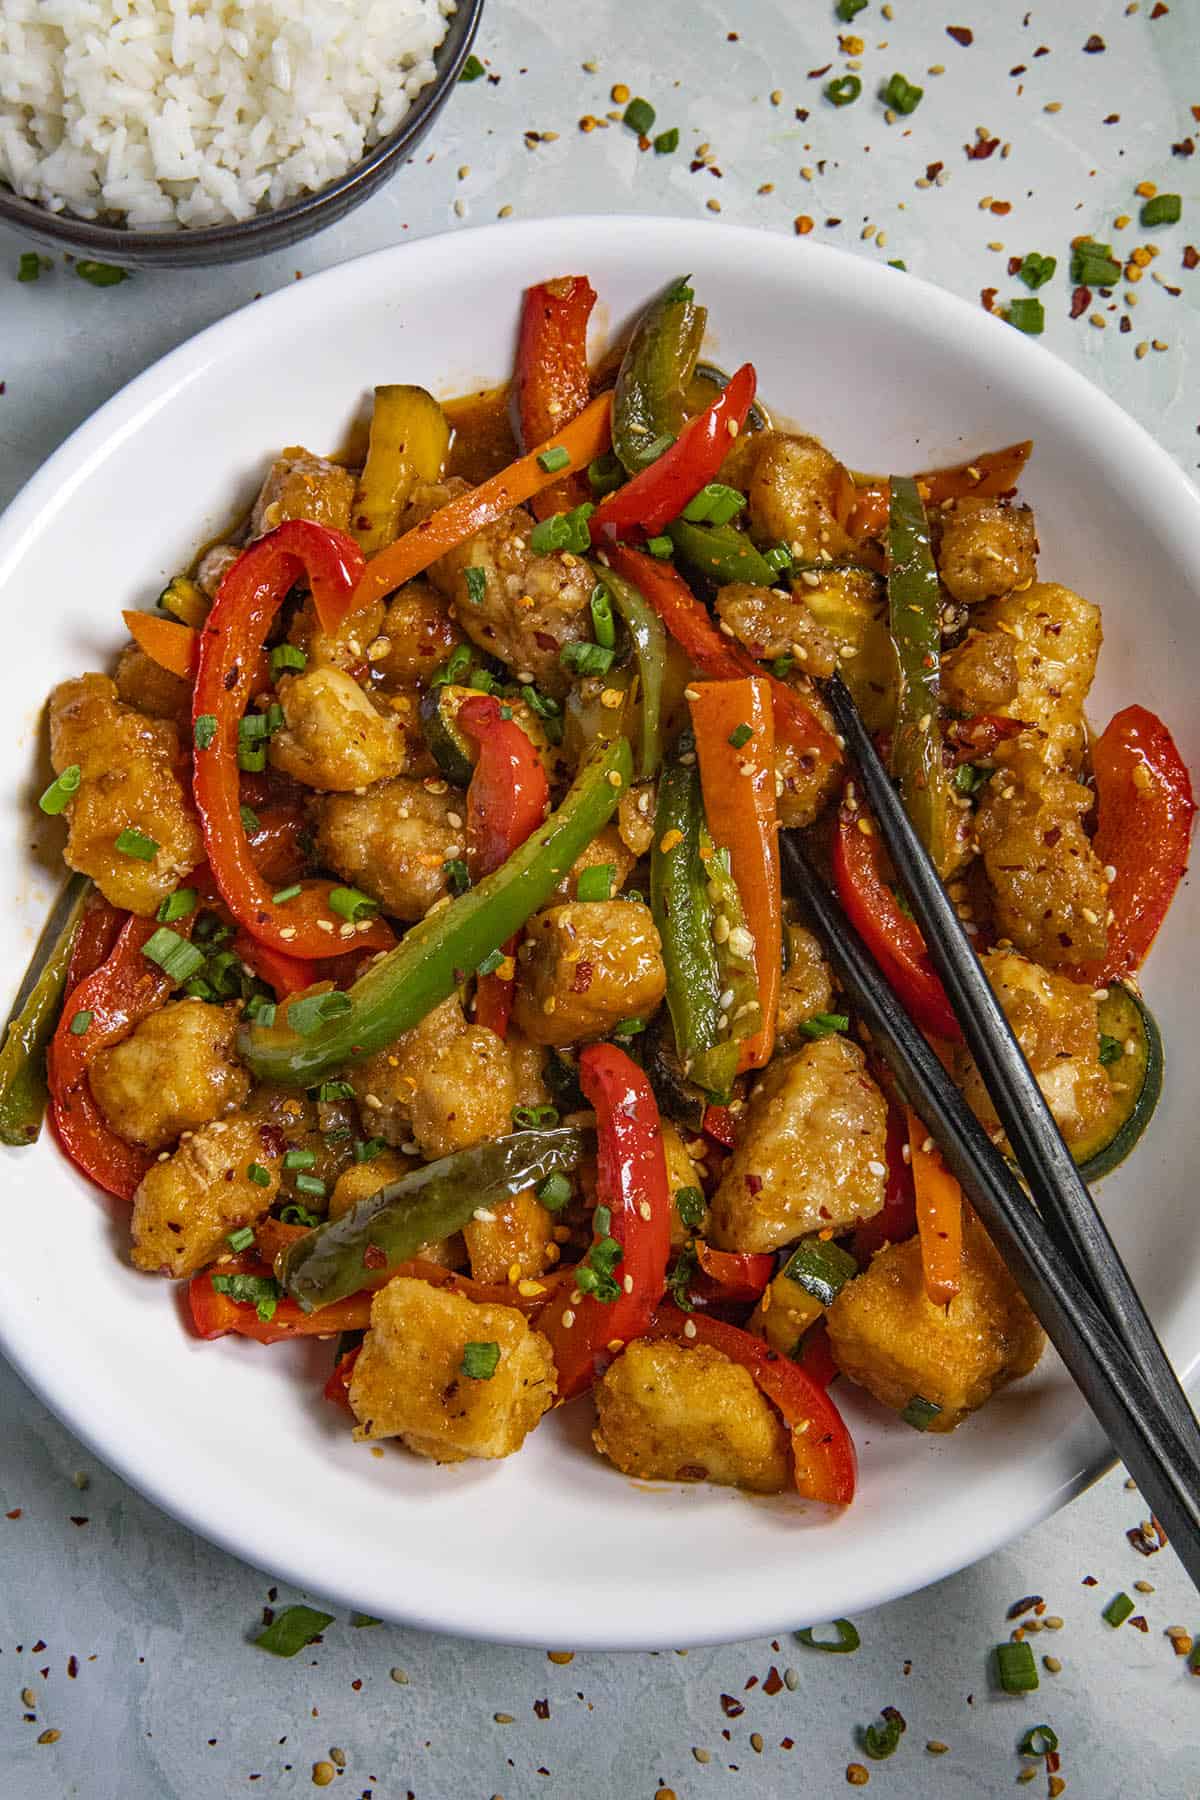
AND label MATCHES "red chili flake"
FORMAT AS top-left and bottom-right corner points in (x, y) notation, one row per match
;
(1103, 114), (1121, 124)
(6, 1508), (21, 1519)
(1007, 256), (1023, 276)
(69, 1516), (88, 1527)
(720, 1694), (746, 1718)
(1082, 1574), (1098, 1585)
(745, 1173), (764, 1195)
(781, 1737), (795, 1749)
(795, 108), (810, 122)
(1127, 1520), (1165, 1555)
(1070, 285), (1092, 319)
(1006, 1595), (1044, 1619)
(1173, 137), (1196, 157)
(1009, 63), (1027, 75)
(1034, 45), (1050, 57)
(807, 64), (832, 78)
(1193, 105), (1200, 122)
(990, 200), (1012, 216)
(258, 1123), (287, 1158)
(533, 631), (559, 653)
(1083, 34), (1106, 52)
(1120, 314), (1132, 333)
(946, 26), (973, 45)
(1046, 1750), (1062, 1775)
(1151, 1), (1169, 16)
(67, 1656), (78, 1678)
(362, 1243), (387, 1270)
(1129, 1614), (1150, 1633)
(763, 1666), (784, 1696)
(980, 287), (998, 312)
(570, 960), (594, 995)
(825, 217), (842, 227)
(1183, 245), (1199, 270)
(32, 1641), (46, 1653)
(965, 135), (1000, 160)
(533, 1698), (551, 1719)
(925, 160), (944, 180)
(744, 1676), (759, 1690)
